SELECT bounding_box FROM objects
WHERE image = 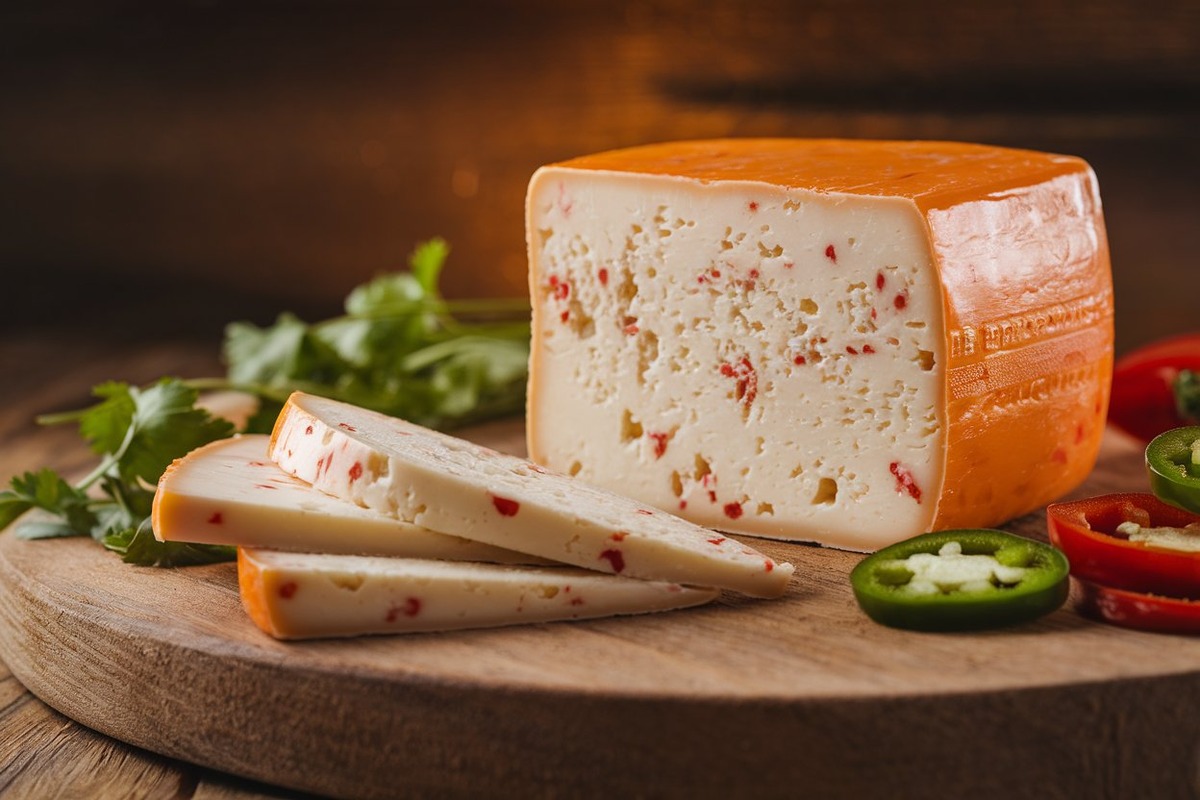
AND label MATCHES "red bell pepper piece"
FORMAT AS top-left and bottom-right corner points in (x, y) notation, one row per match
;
(1046, 493), (1200, 599)
(1108, 333), (1200, 442)
(1076, 579), (1200, 634)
